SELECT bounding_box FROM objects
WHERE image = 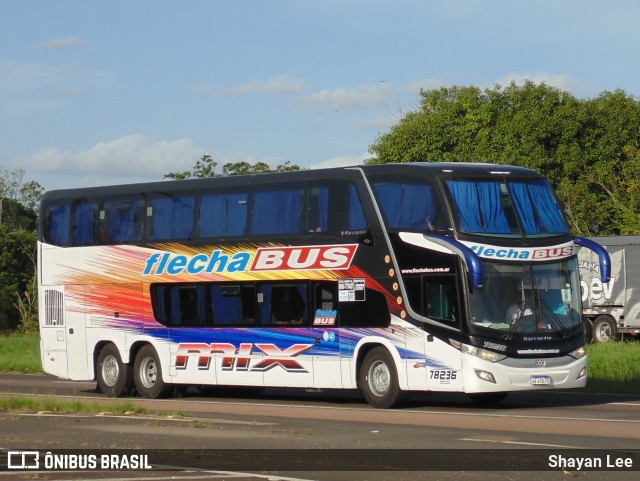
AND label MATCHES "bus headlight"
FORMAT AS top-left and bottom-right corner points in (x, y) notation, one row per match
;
(474, 369), (497, 383)
(451, 341), (507, 363)
(569, 346), (587, 360)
